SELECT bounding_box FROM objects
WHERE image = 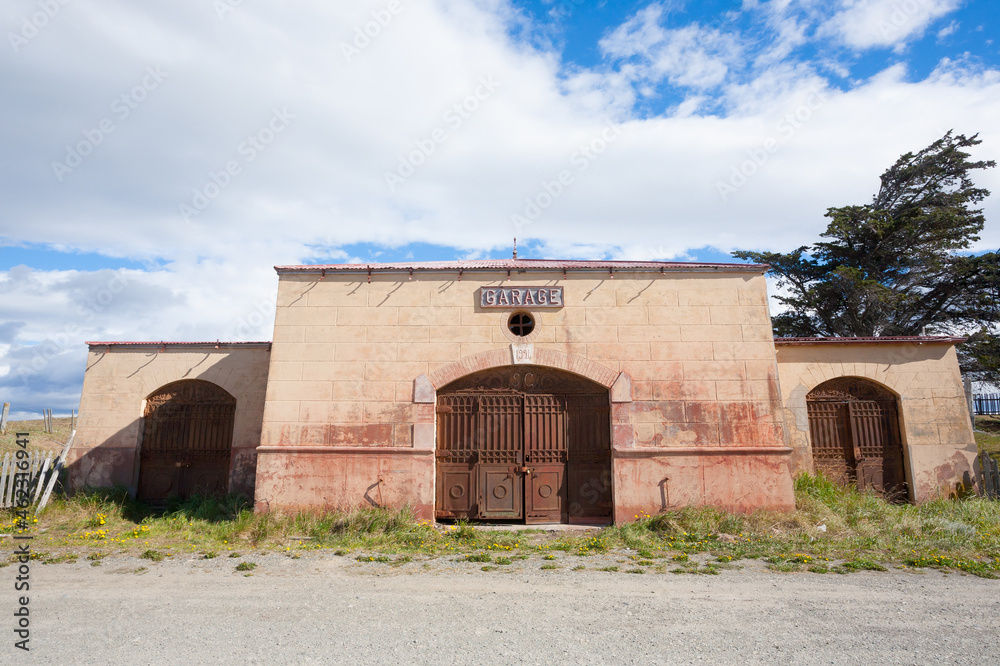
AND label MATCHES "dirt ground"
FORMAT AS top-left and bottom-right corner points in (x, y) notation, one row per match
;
(9, 551), (1000, 664)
